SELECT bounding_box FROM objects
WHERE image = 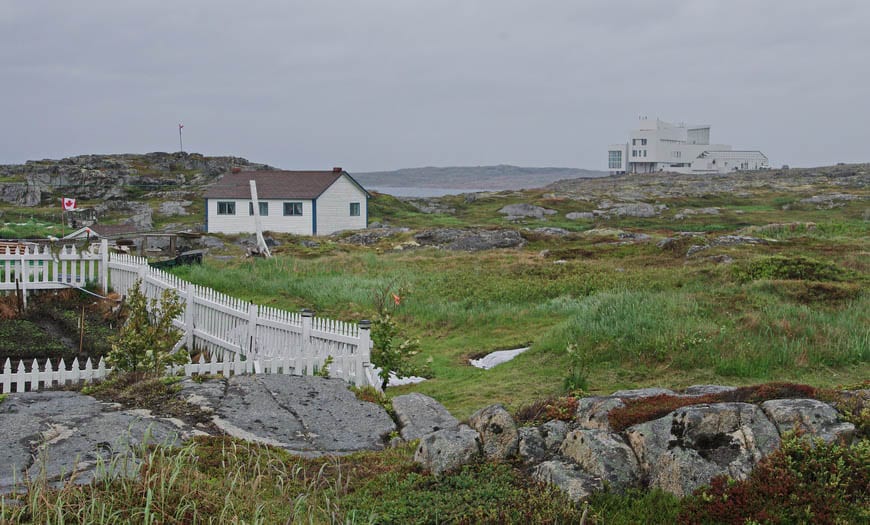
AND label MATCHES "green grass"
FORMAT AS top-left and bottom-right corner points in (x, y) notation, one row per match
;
(170, 208), (868, 417)
(0, 437), (587, 524)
